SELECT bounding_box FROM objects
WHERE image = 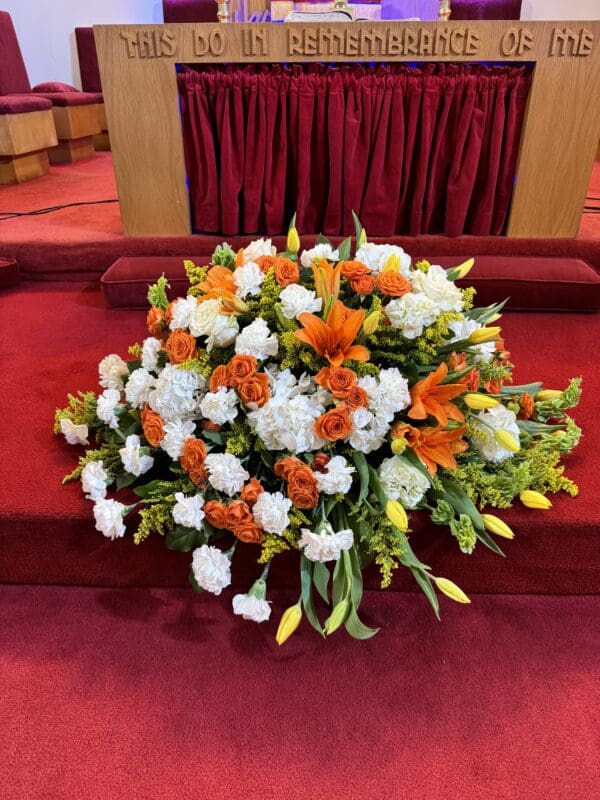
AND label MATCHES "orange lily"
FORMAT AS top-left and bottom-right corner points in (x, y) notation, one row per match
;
(393, 423), (468, 475)
(312, 258), (342, 304)
(196, 266), (246, 315)
(295, 300), (370, 367)
(408, 363), (466, 427)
